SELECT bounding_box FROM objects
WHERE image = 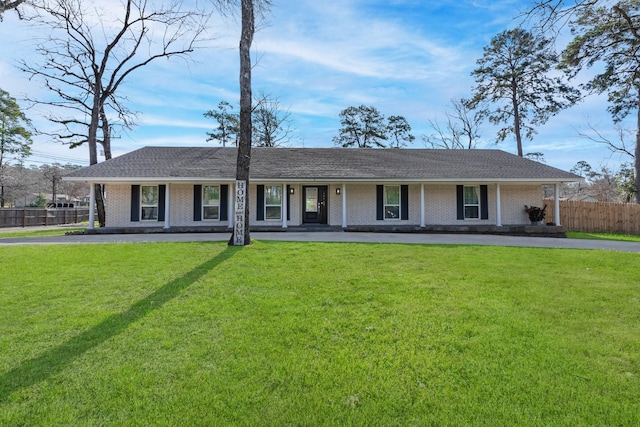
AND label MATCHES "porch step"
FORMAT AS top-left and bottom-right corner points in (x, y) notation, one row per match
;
(293, 225), (343, 232)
